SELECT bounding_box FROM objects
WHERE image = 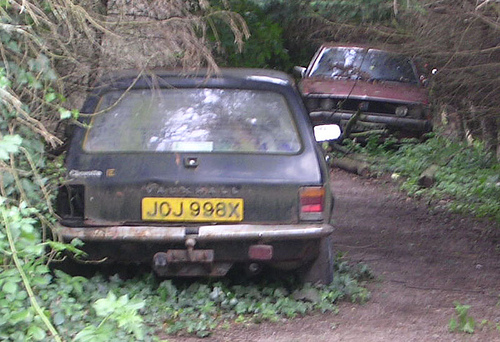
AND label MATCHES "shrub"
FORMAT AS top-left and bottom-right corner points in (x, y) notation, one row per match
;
(348, 134), (500, 223)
